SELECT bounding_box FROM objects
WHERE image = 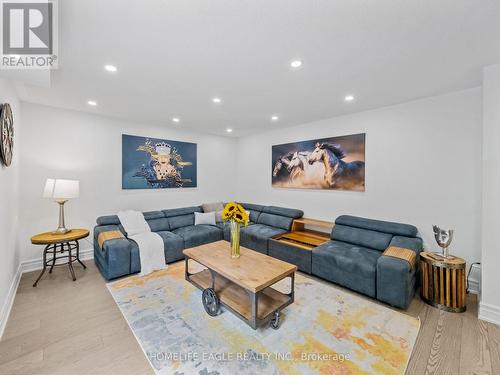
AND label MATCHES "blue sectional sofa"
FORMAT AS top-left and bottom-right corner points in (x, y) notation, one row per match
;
(312, 215), (423, 309)
(93, 204), (303, 280)
(94, 205), (421, 310)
